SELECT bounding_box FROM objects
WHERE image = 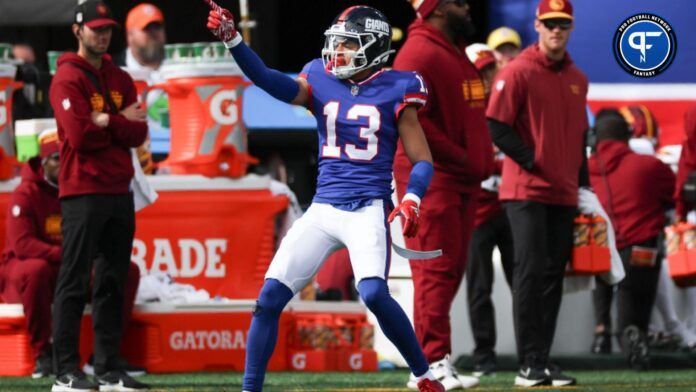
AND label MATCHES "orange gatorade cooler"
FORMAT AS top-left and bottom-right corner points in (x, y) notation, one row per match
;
(132, 175), (289, 299)
(569, 214), (611, 275)
(666, 223), (696, 286)
(78, 303), (290, 373)
(0, 305), (34, 376)
(156, 62), (255, 177)
(0, 64), (22, 179)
